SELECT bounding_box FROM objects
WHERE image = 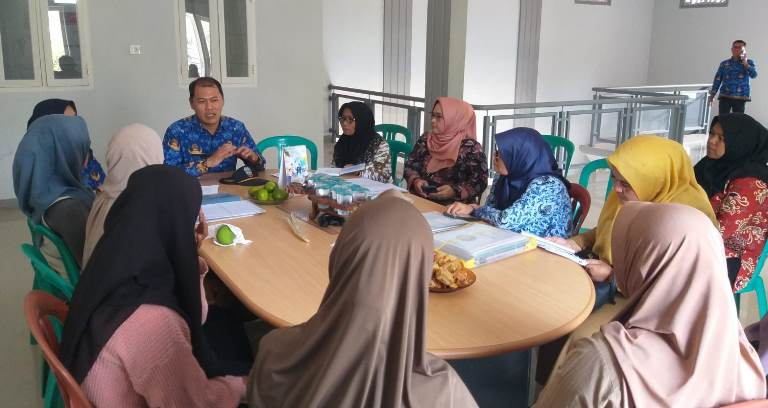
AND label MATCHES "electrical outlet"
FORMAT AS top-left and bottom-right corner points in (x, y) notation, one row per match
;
(129, 45), (142, 55)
